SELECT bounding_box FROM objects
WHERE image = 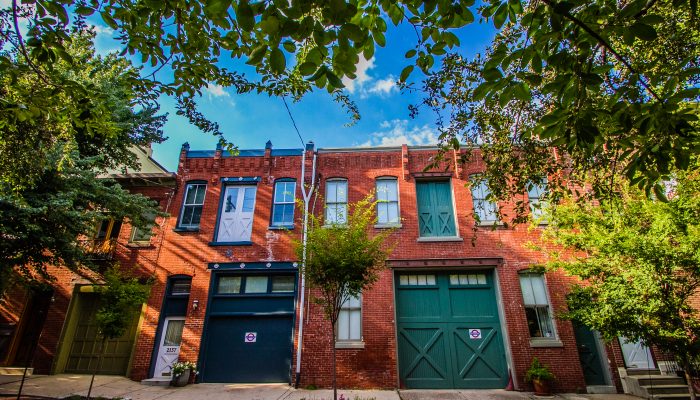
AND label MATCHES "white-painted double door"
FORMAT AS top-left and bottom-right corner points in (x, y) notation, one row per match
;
(217, 185), (257, 242)
(620, 337), (655, 369)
